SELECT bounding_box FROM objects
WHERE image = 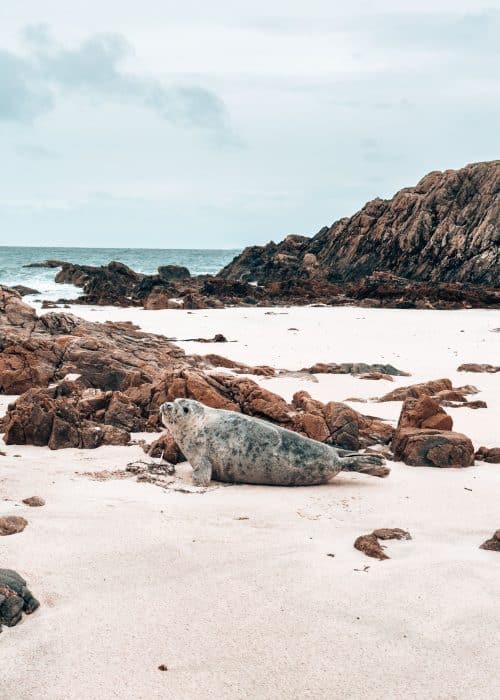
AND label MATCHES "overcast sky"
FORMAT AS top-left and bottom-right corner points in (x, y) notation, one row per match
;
(0, 1), (498, 248)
